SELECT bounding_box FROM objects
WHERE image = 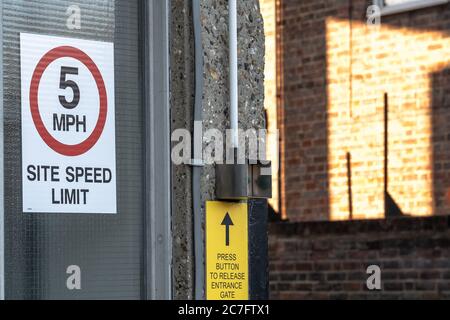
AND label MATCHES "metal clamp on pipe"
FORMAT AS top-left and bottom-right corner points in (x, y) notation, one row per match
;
(217, 0), (272, 202)
(215, 149), (272, 200)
